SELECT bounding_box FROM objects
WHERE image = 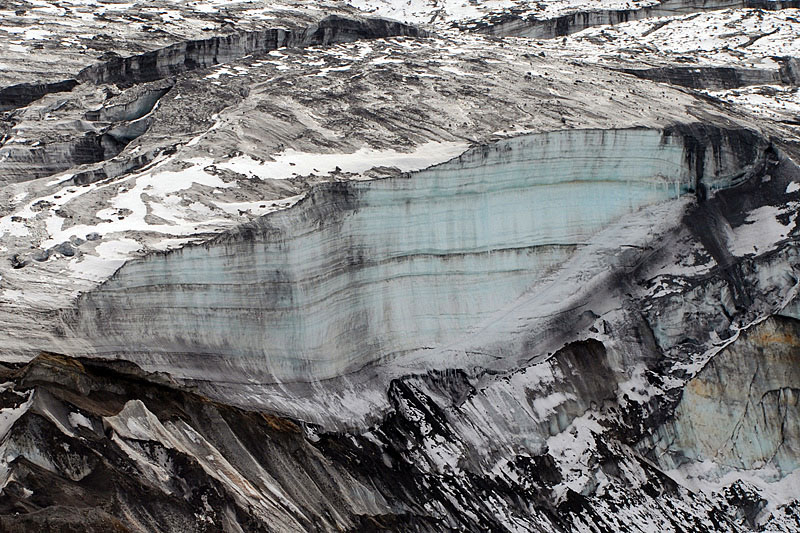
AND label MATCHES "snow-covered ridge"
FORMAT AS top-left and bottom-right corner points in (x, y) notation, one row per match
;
(526, 8), (800, 121)
(350, 0), (661, 25)
(537, 8), (800, 71)
(348, 0), (798, 29)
